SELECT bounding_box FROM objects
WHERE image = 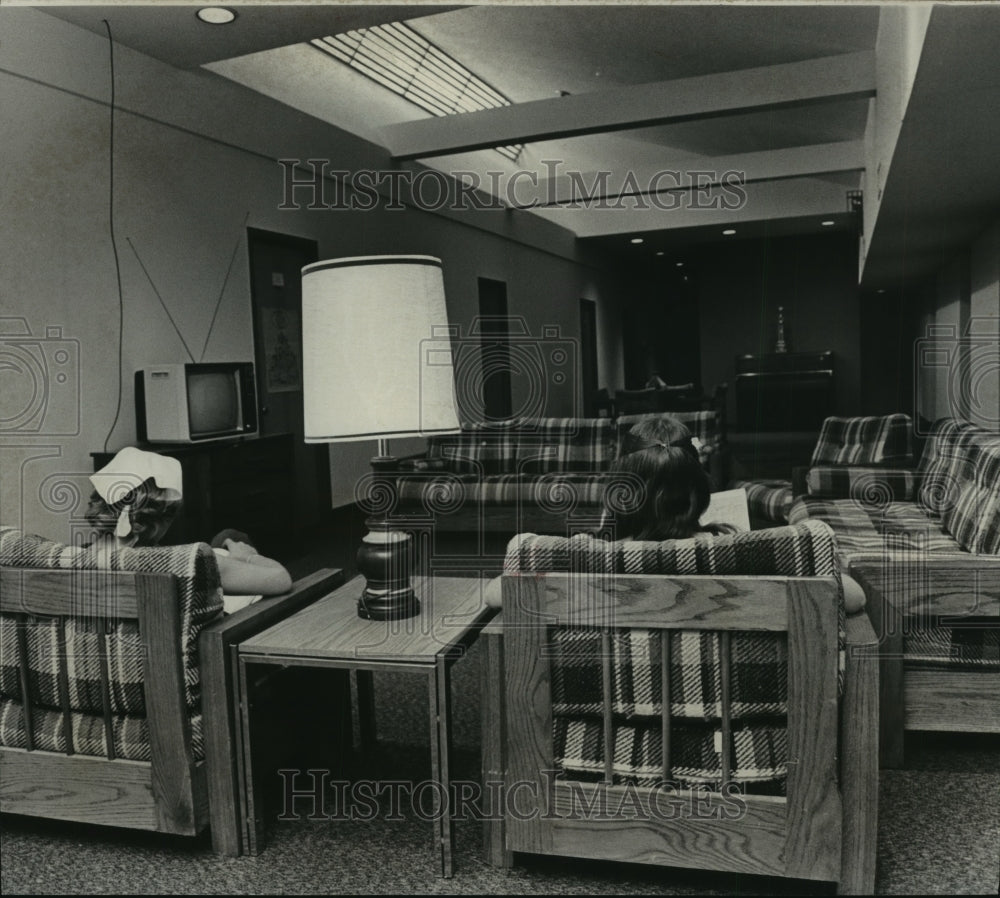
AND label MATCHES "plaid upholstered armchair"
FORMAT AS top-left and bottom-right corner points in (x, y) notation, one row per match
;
(729, 413), (915, 528)
(0, 526), (341, 849)
(481, 520), (879, 894)
(792, 413), (916, 499)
